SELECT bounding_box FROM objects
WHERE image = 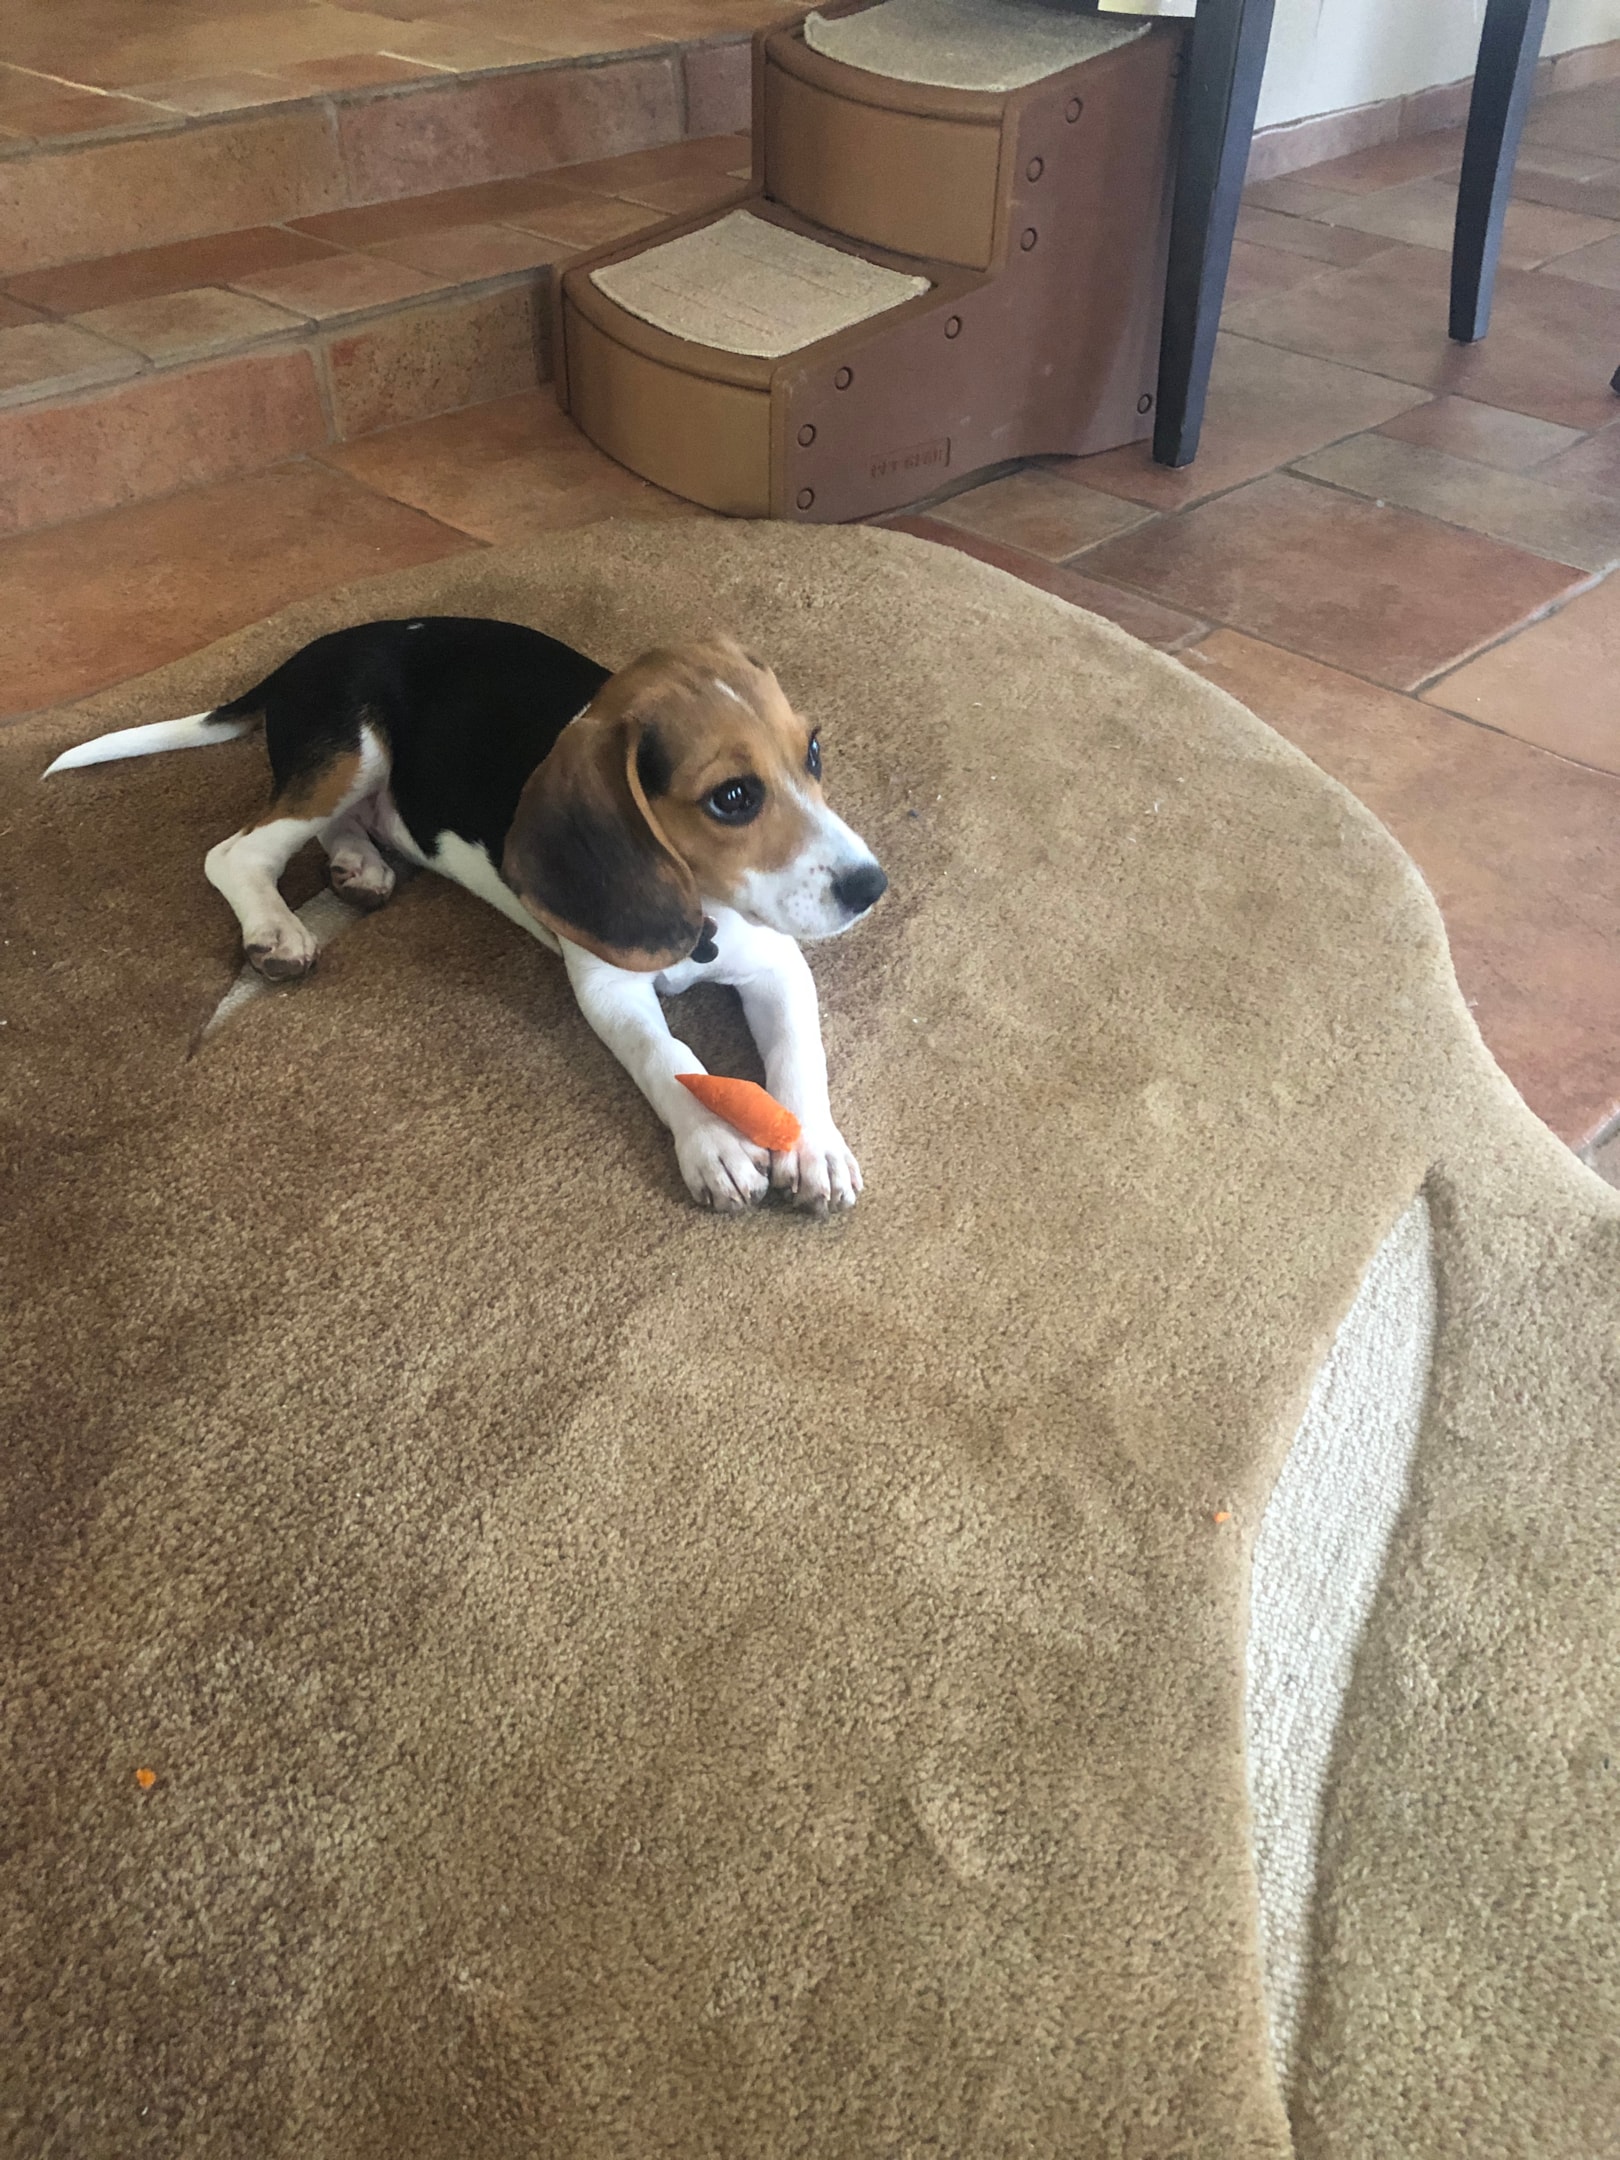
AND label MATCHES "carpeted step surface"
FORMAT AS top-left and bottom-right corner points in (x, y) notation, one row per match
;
(591, 209), (933, 359)
(3, 521), (1615, 2158)
(803, 0), (1149, 94)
